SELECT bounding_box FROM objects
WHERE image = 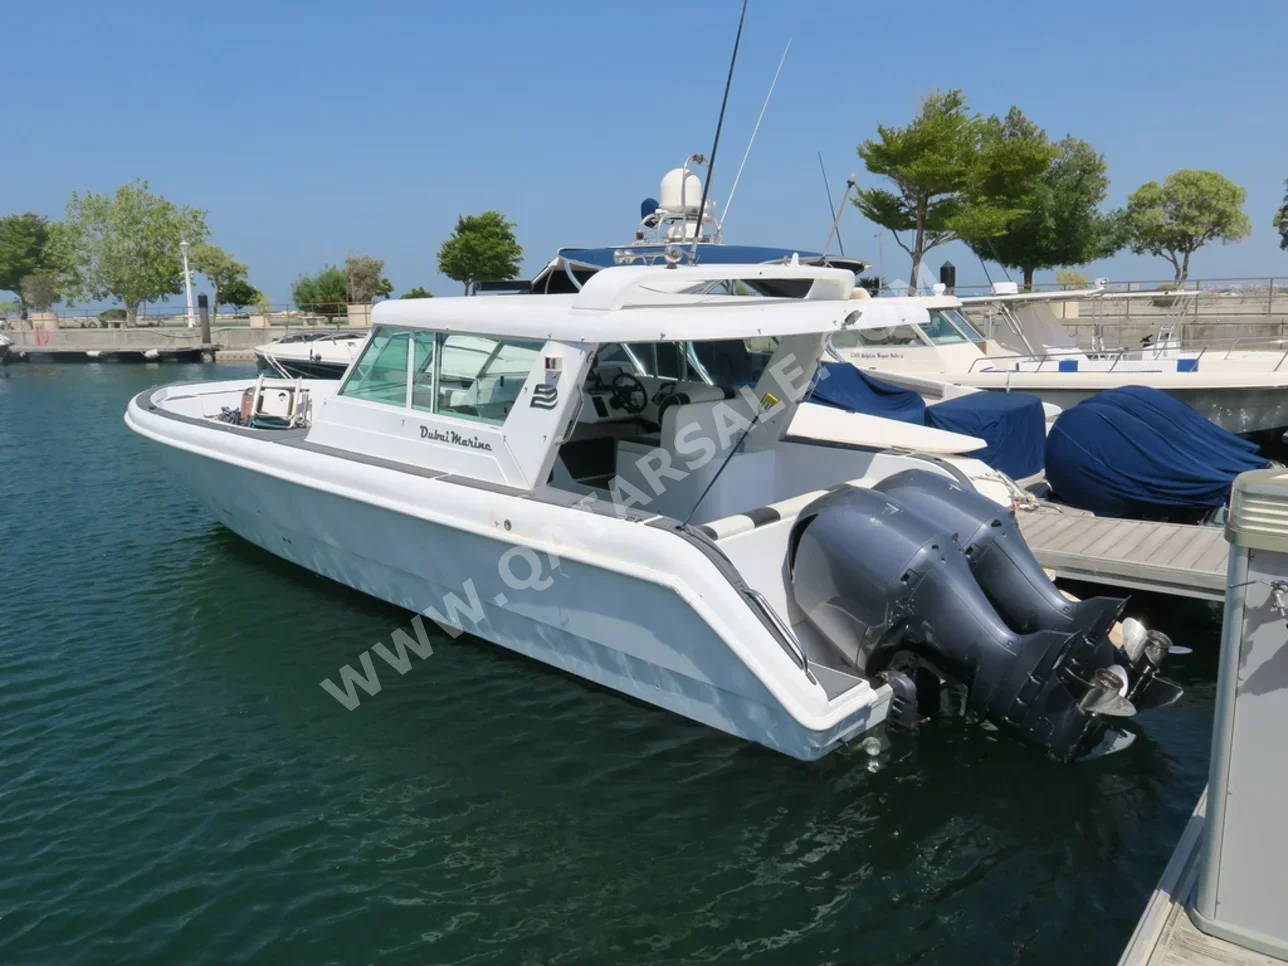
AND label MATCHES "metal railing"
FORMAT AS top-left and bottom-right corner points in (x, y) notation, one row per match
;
(967, 335), (1288, 374)
(946, 276), (1284, 318)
